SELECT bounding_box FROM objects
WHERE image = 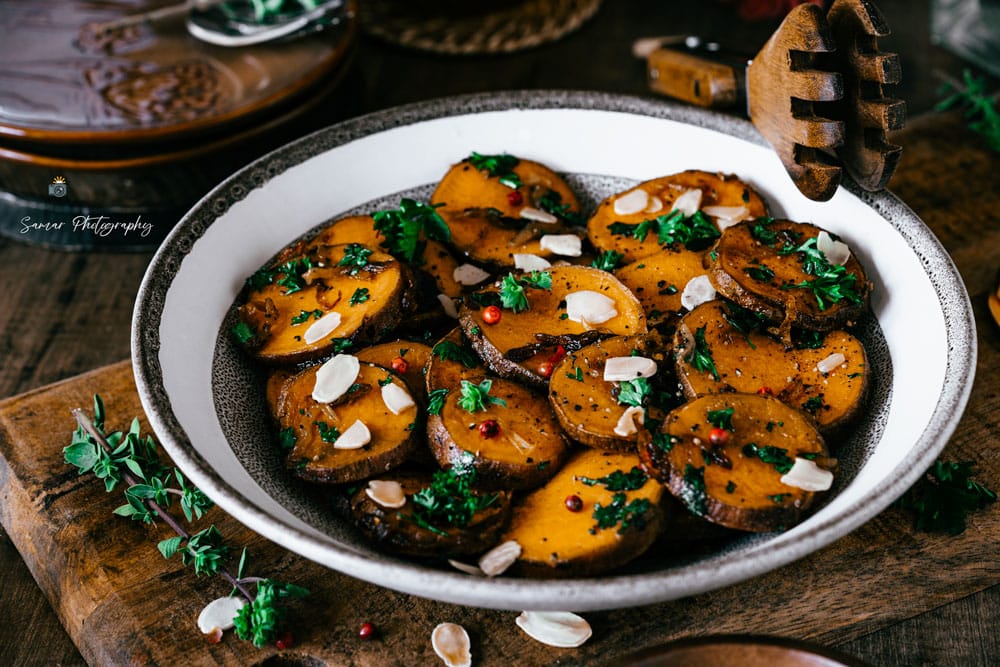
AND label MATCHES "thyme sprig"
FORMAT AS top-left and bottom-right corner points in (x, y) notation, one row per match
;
(936, 69), (1000, 153)
(65, 396), (307, 647)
